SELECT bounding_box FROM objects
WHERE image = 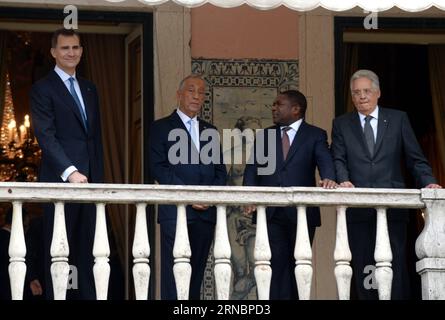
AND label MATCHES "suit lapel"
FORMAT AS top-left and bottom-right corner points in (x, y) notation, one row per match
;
(374, 108), (389, 156)
(283, 121), (309, 164)
(348, 112), (372, 159)
(78, 78), (95, 134)
(49, 71), (87, 134)
(198, 118), (211, 151)
(274, 126), (285, 166)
